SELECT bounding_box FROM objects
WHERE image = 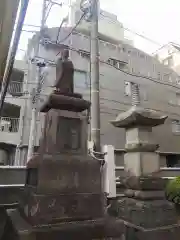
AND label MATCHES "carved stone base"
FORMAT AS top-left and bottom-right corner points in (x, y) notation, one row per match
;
(6, 209), (125, 240)
(122, 224), (180, 240)
(136, 226), (180, 240)
(20, 193), (104, 225)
